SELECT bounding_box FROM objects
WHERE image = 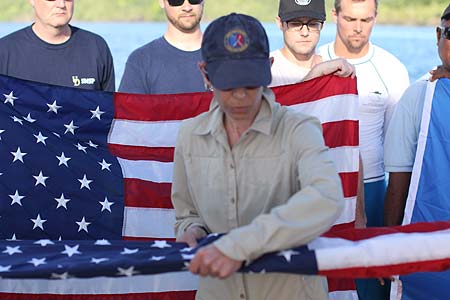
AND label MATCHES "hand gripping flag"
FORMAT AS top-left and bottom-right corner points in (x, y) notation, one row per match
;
(390, 79), (450, 300)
